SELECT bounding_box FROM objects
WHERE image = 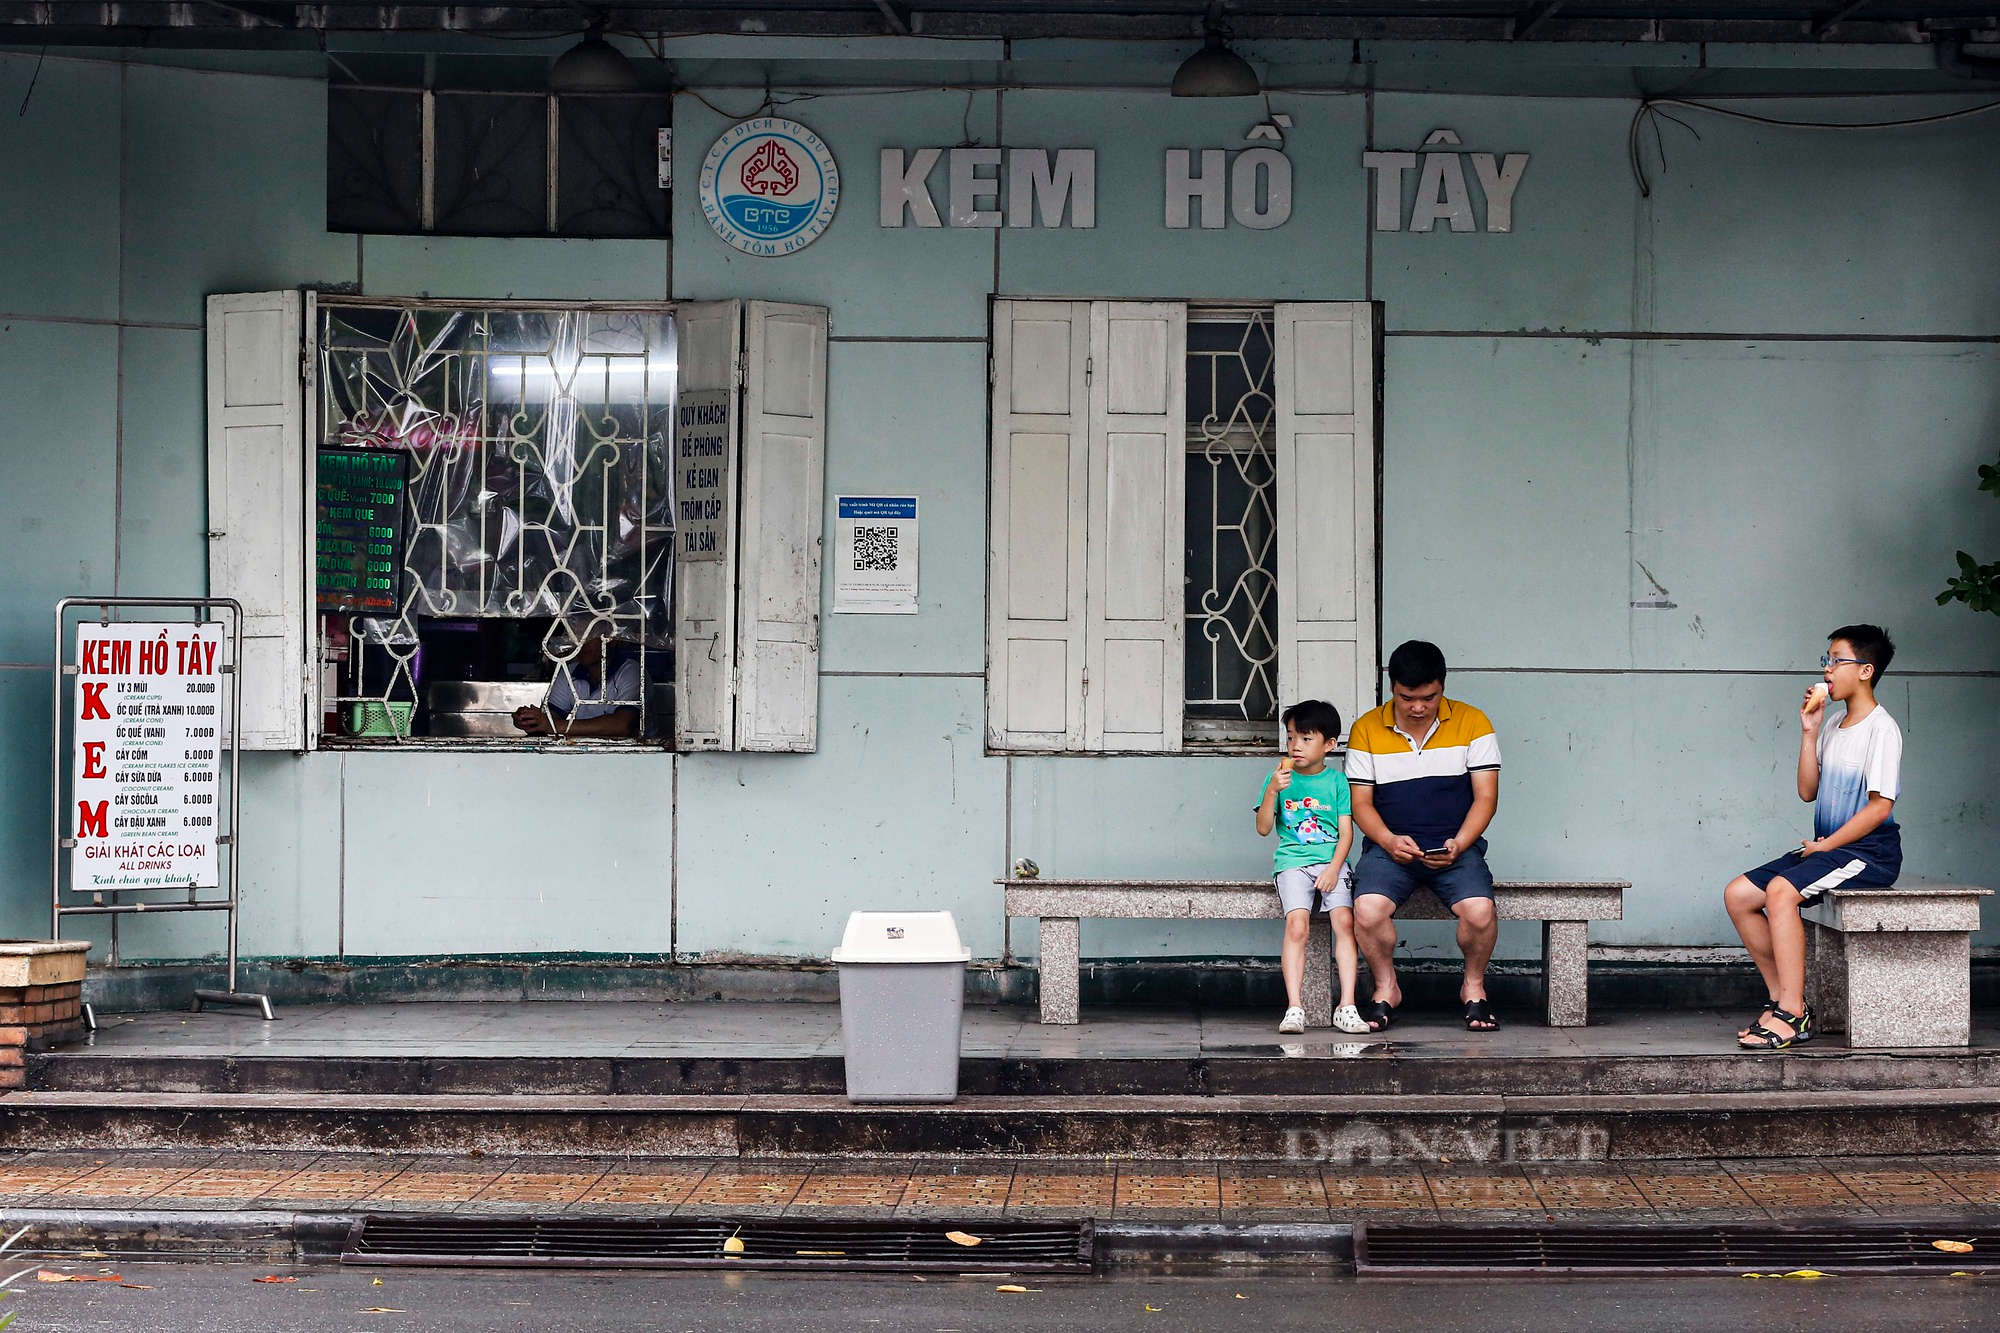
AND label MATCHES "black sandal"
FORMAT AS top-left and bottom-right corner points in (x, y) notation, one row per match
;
(1362, 999), (1398, 1032)
(1738, 1005), (1809, 1050)
(1738, 1000), (1778, 1040)
(1463, 998), (1500, 1032)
